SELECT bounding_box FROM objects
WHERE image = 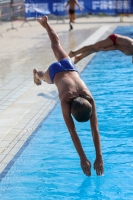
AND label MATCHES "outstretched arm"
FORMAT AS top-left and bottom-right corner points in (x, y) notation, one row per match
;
(61, 100), (91, 176)
(89, 97), (104, 176)
(76, 0), (82, 11)
(65, 1), (69, 14)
